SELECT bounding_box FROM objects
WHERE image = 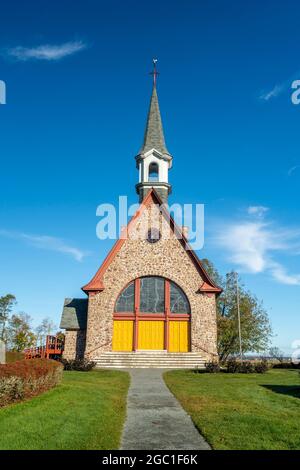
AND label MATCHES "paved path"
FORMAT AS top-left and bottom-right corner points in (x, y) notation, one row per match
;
(121, 369), (210, 450)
